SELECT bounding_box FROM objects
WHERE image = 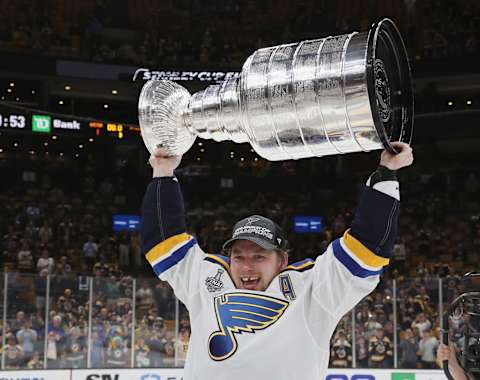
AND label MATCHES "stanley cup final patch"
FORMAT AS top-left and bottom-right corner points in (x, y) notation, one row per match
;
(206, 269), (225, 293)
